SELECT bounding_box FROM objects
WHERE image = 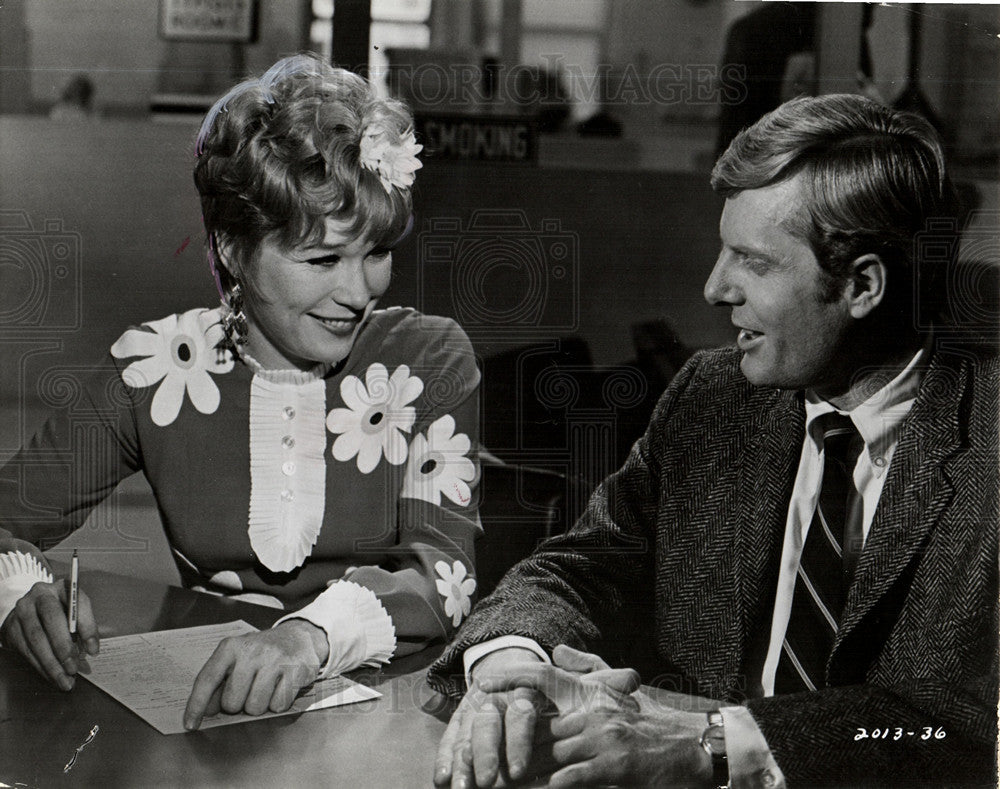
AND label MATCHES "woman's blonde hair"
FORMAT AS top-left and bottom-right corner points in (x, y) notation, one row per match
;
(194, 54), (416, 291)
